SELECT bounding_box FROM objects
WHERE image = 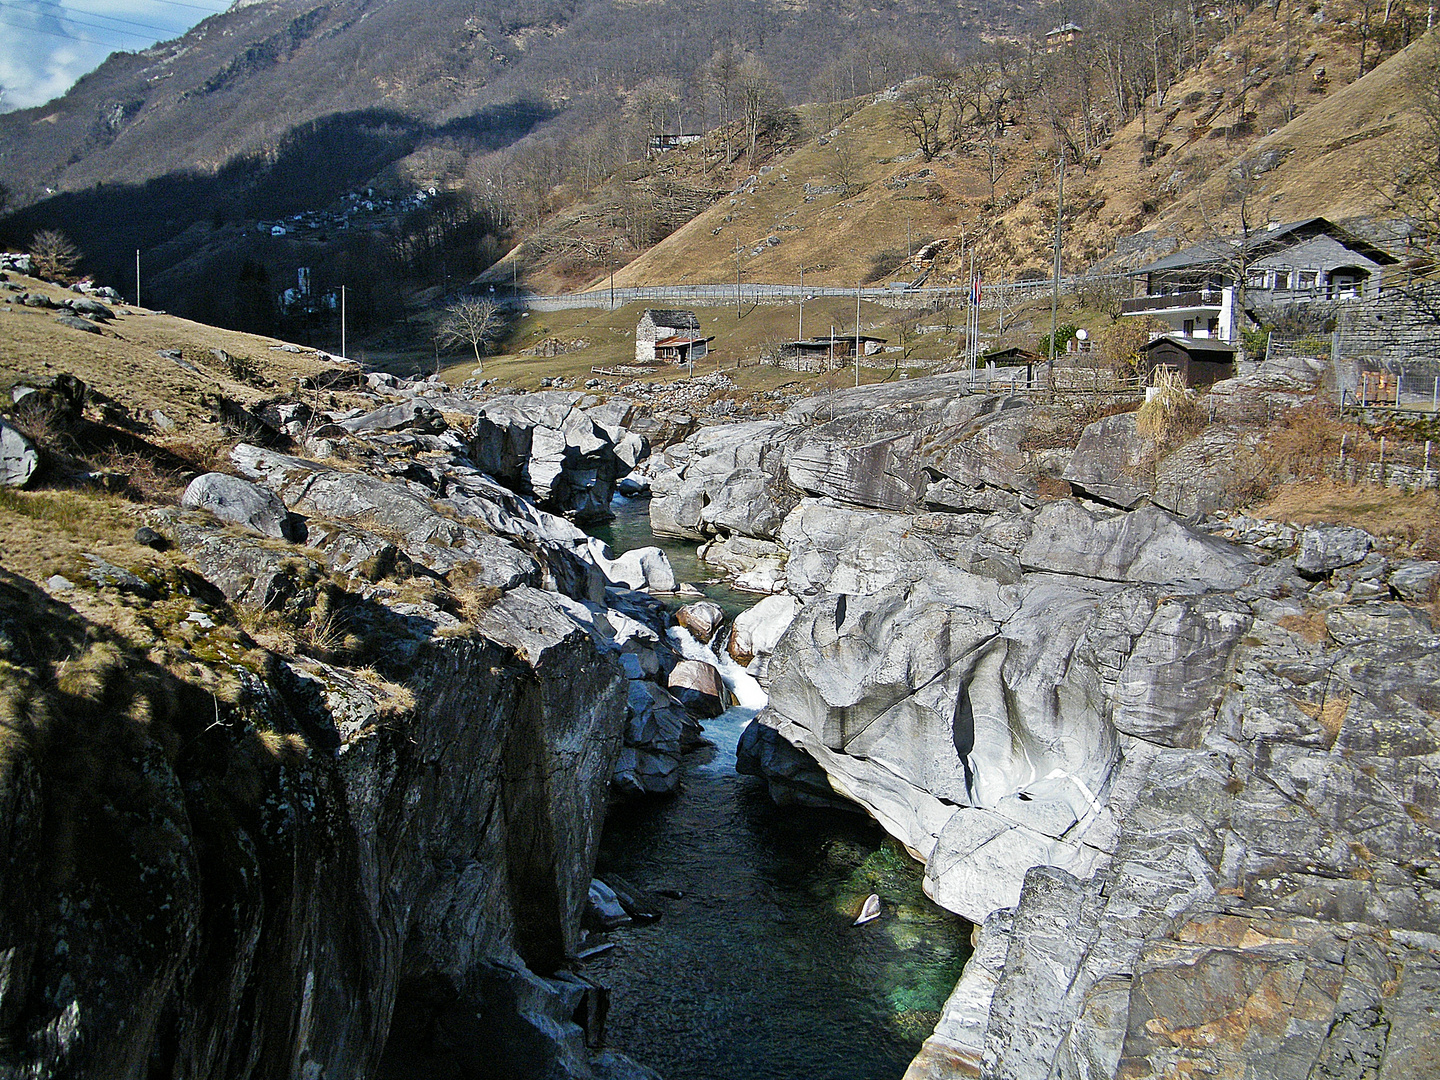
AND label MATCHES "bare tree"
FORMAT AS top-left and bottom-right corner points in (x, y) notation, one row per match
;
(897, 76), (951, 161)
(28, 230), (80, 283)
(437, 297), (504, 373)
